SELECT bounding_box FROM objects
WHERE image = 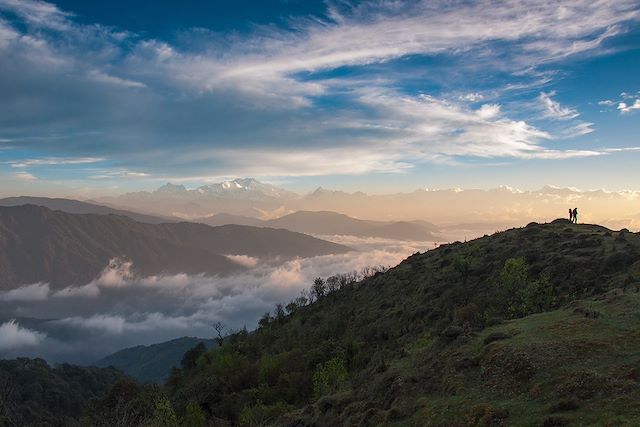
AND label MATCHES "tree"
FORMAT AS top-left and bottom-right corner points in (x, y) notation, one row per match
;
(326, 275), (340, 294)
(498, 257), (555, 318)
(258, 312), (272, 328)
(181, 343), (207, 371)
(297, 289), (311, 305)
(311, 277), (326, 300)
(285, 301), (298, 315)
(274, 303), (285, 321)
(312, 357), (349, 399)
(214, 322), (226, 347)
(182, 401), (206, 427)
(453, 254), (471, 284)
